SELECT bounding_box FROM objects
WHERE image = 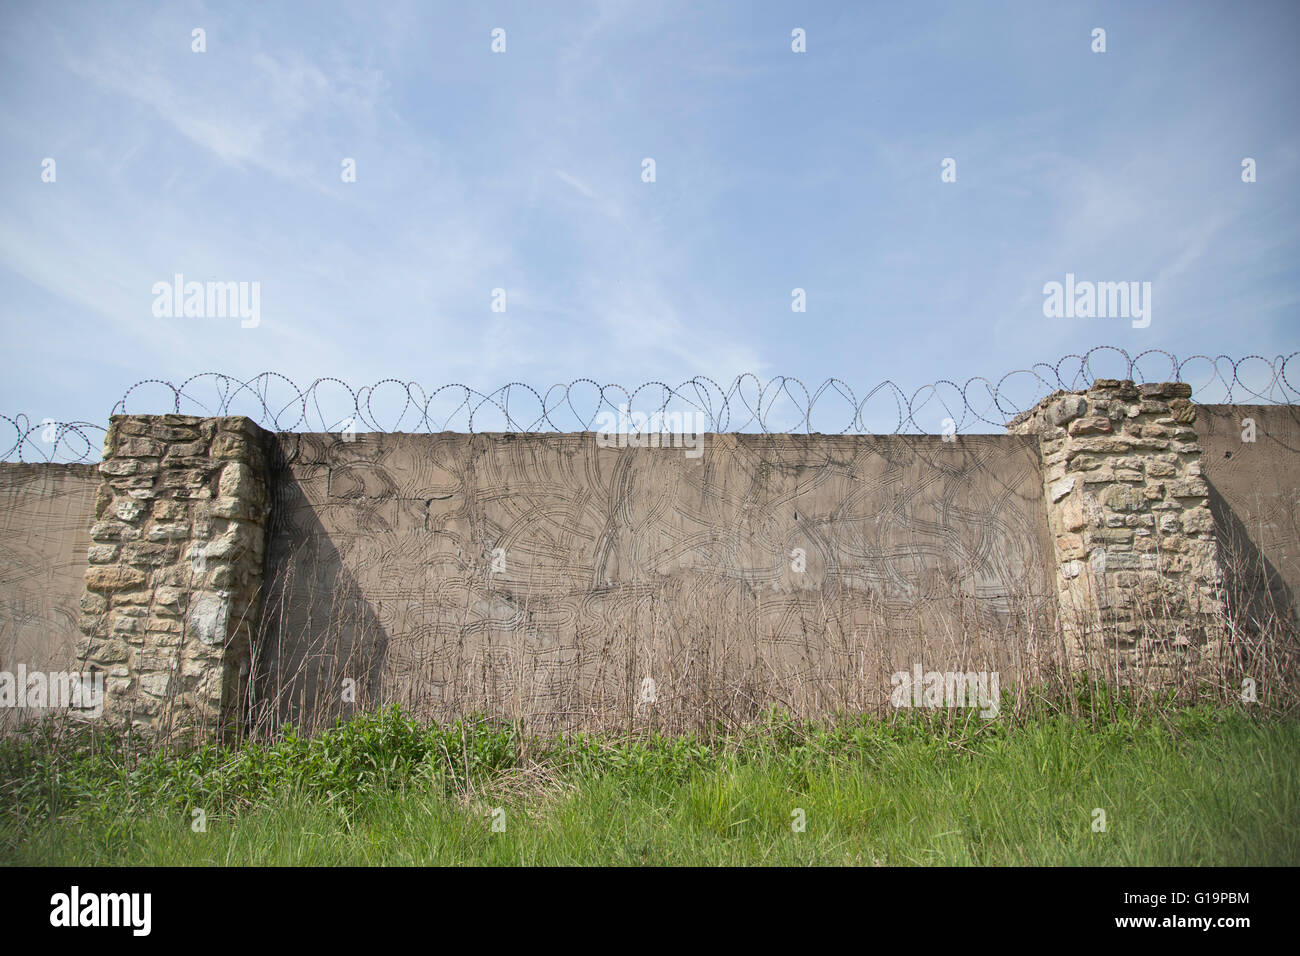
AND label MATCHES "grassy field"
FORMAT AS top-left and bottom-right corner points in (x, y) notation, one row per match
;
(2, 695), (1297, 866)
